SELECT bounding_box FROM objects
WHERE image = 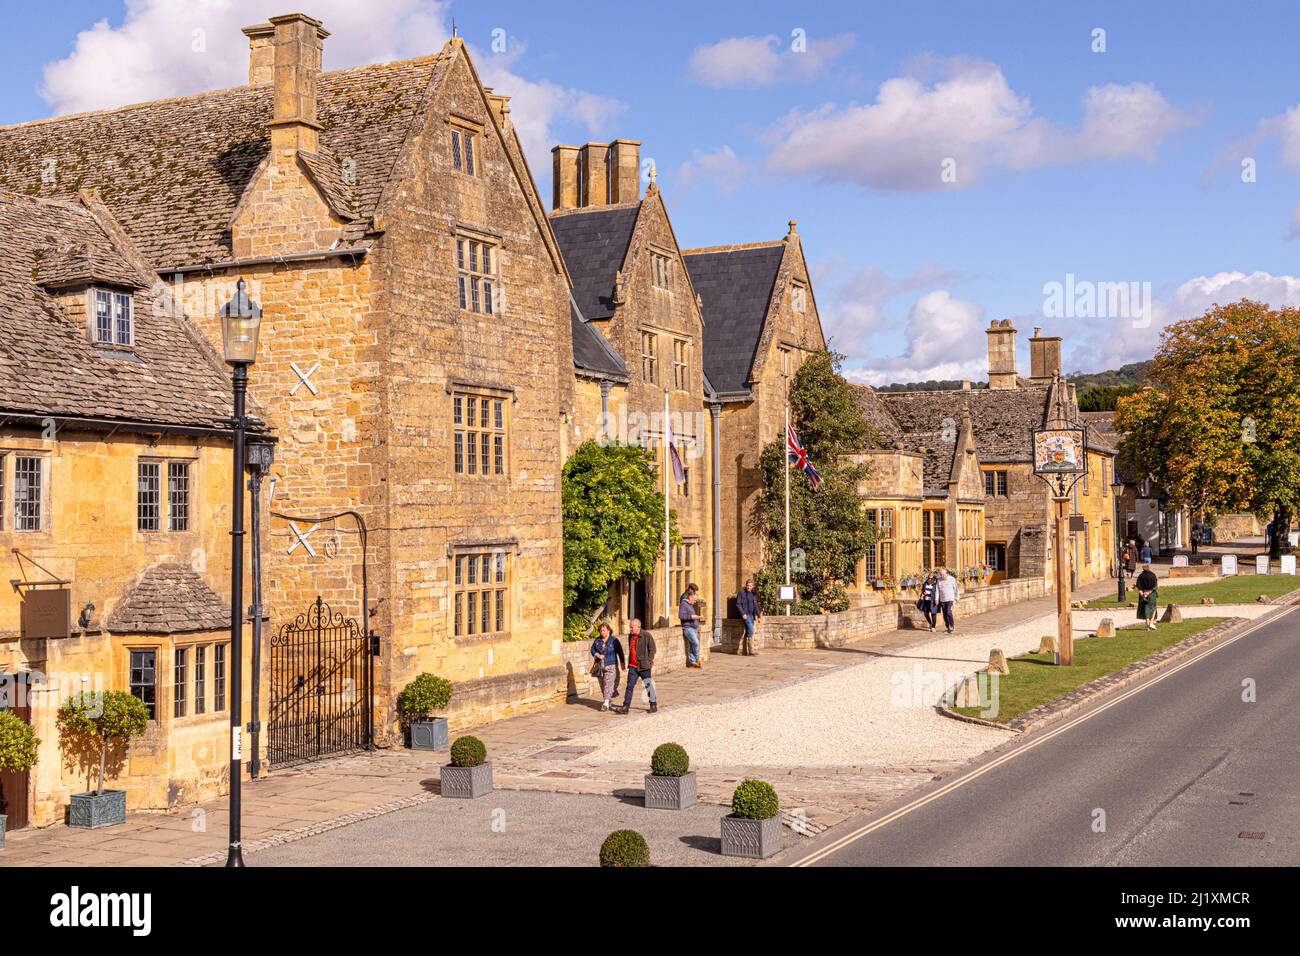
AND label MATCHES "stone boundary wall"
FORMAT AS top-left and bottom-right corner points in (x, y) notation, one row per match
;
(714, 577), (1049, 652)
(562, 625), (710, 699)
